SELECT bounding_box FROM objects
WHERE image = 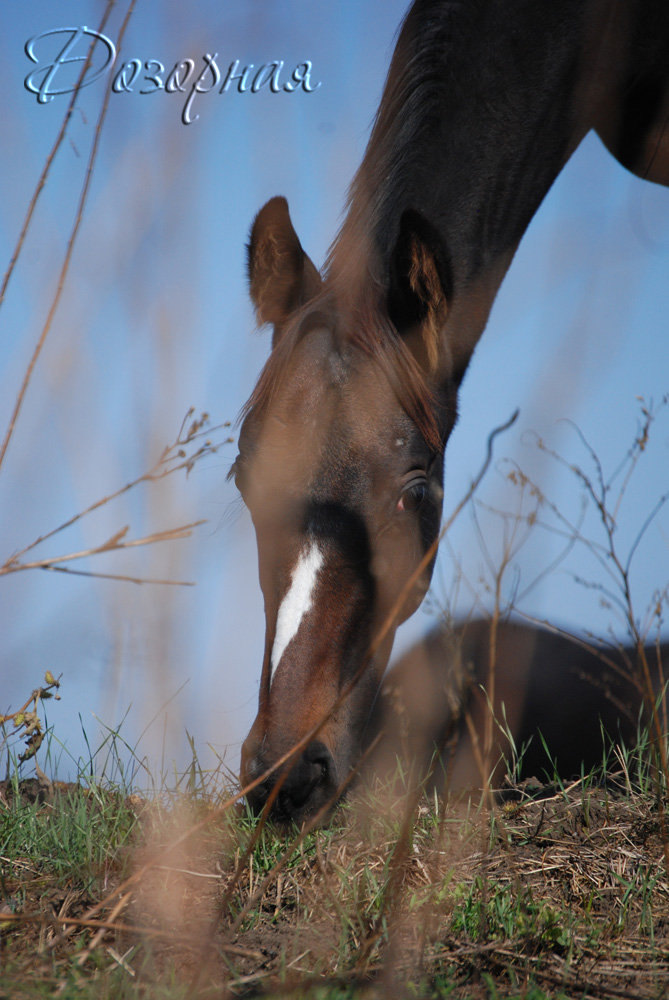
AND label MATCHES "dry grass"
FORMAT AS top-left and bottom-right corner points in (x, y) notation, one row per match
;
(1, 737), (668, 999)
